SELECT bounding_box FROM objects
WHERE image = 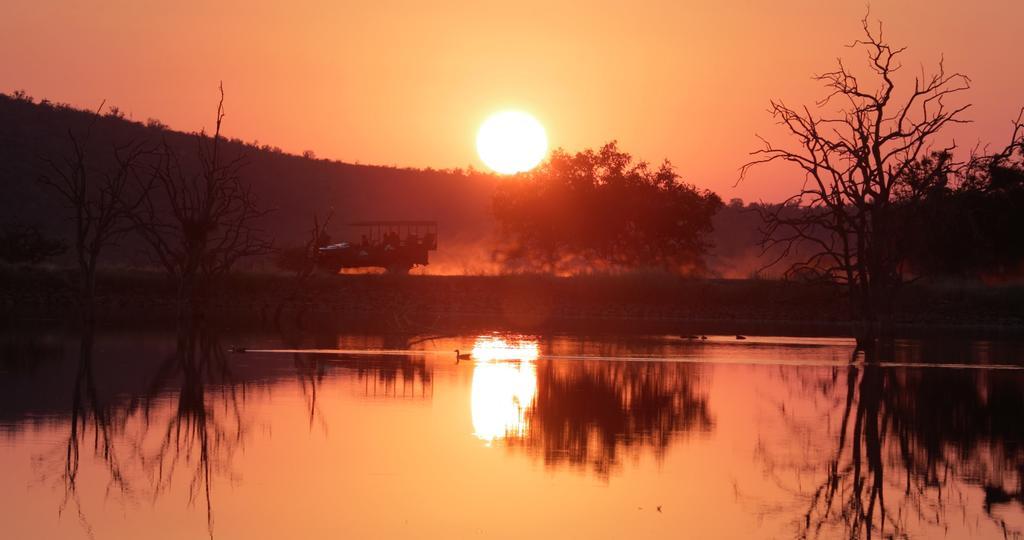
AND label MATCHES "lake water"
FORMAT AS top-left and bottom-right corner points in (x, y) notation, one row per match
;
(1, 327), (1022, 539)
